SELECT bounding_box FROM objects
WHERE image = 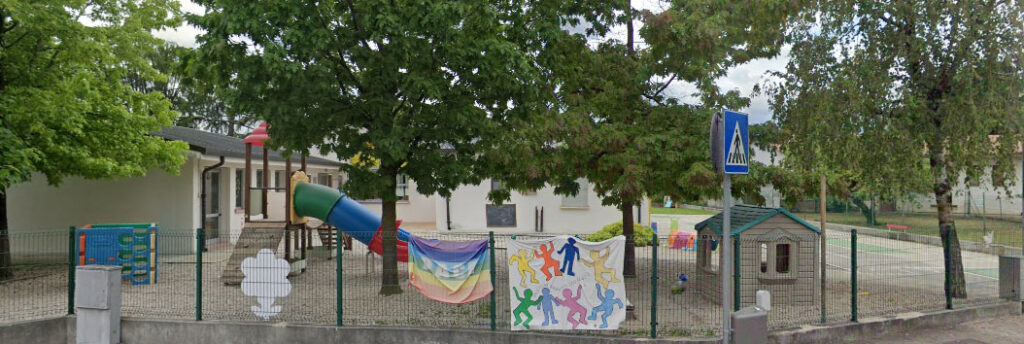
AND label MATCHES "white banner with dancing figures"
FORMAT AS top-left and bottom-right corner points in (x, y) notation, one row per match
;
(507, 235), (629, 331)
